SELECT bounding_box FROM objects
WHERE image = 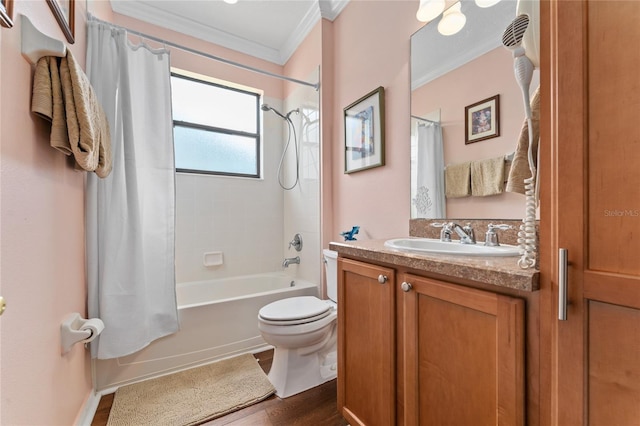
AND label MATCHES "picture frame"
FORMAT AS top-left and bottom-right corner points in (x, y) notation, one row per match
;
(0, 0), (13, 28)
(344, 86), (385, 174)
(465, 94), (500, 144)
(47, 0), (75, 43)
